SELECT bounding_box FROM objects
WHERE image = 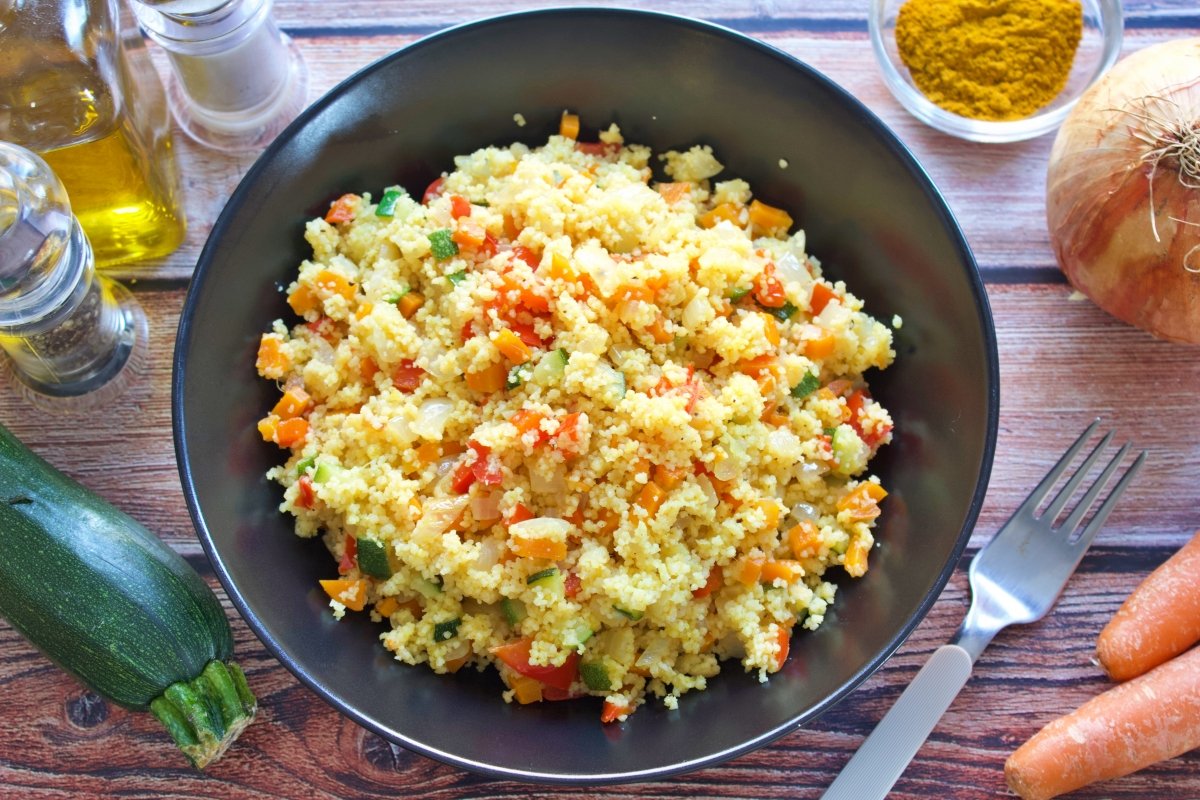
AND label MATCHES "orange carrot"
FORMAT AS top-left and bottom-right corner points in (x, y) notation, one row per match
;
(1005, 645), (1200, 800)
(1096, 530), (1200, 682)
